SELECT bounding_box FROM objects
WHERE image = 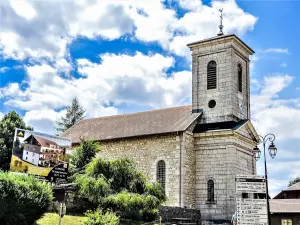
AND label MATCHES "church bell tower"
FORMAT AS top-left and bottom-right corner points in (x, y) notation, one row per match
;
(187, 27), (254, 125)
(186, 10), (259, 223)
